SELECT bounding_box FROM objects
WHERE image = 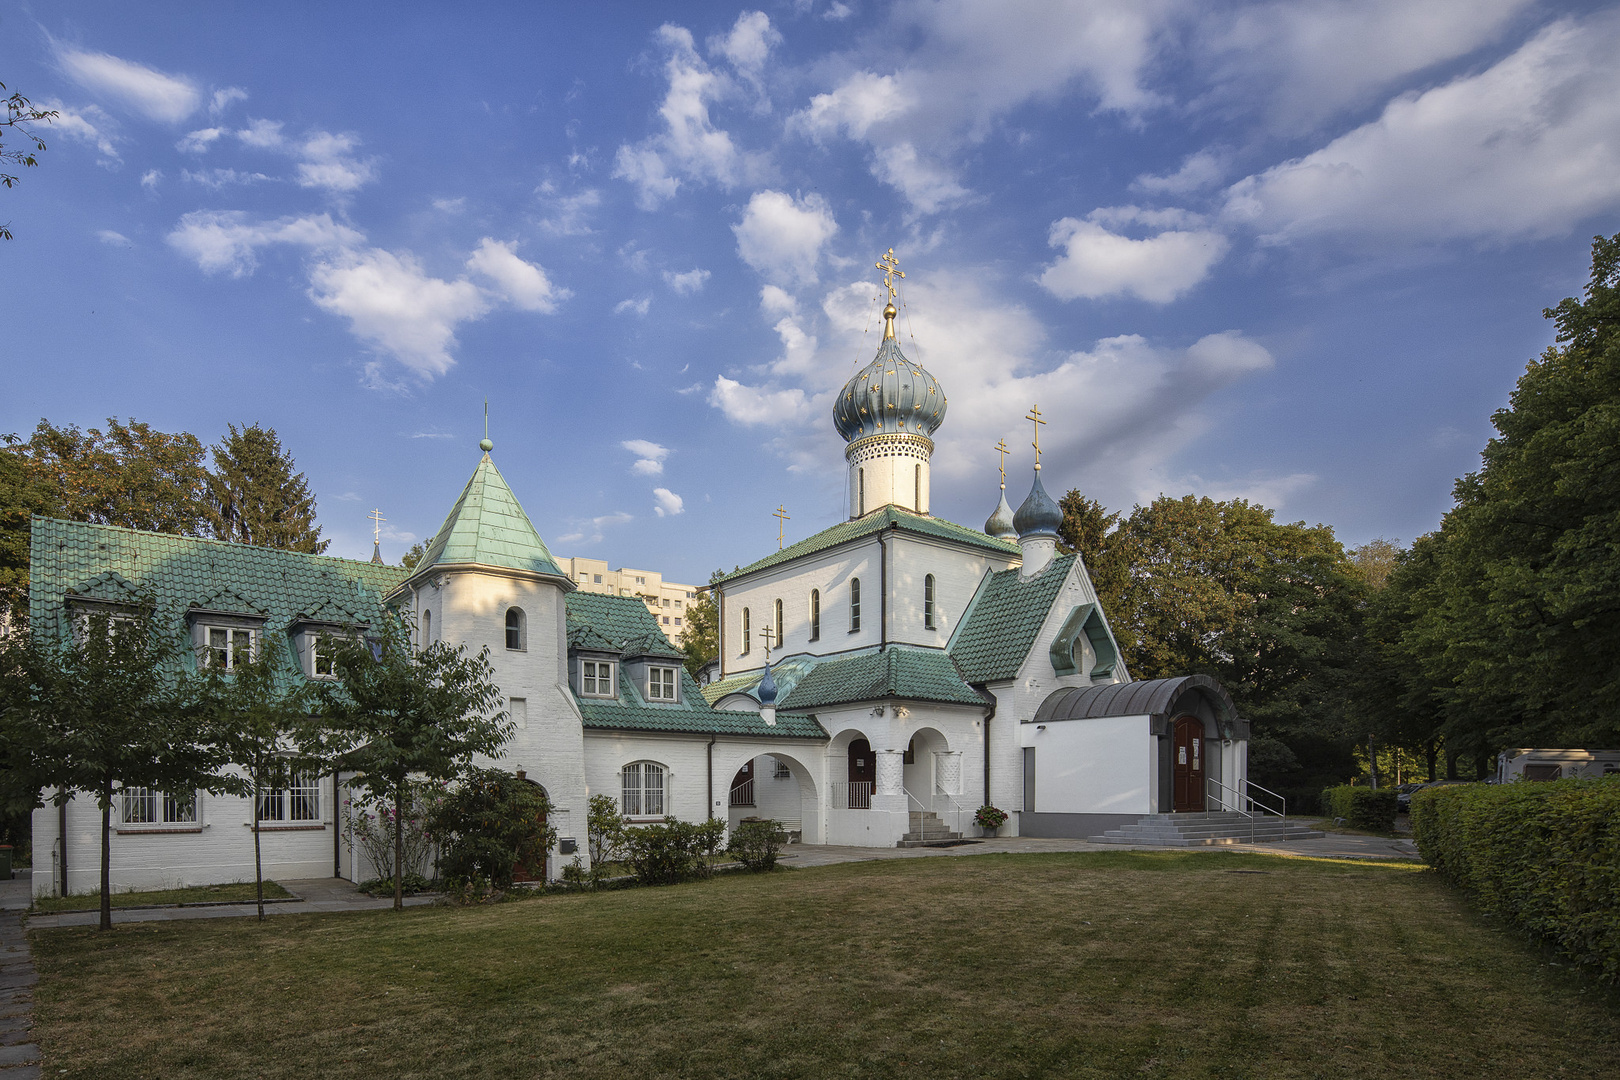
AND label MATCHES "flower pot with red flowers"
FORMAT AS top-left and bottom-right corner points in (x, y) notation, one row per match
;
(974, 805), (1008, 838)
